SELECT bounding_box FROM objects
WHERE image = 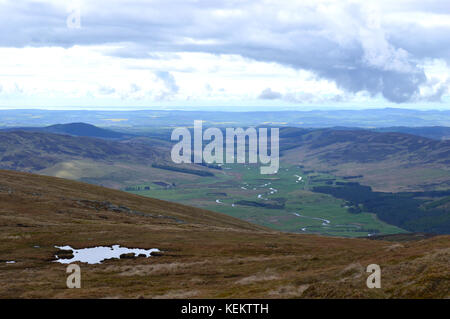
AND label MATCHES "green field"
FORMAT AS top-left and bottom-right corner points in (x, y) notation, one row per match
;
(126, 163), (406, 237)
